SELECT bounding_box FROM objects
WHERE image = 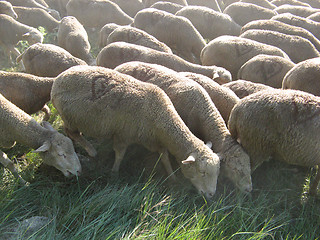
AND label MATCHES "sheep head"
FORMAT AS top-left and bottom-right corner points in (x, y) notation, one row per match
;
(22, 30), (44, 45)
(212, 66), (232, 84)
(34, 122), (82, 177)
(180, 143), (220, 200)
